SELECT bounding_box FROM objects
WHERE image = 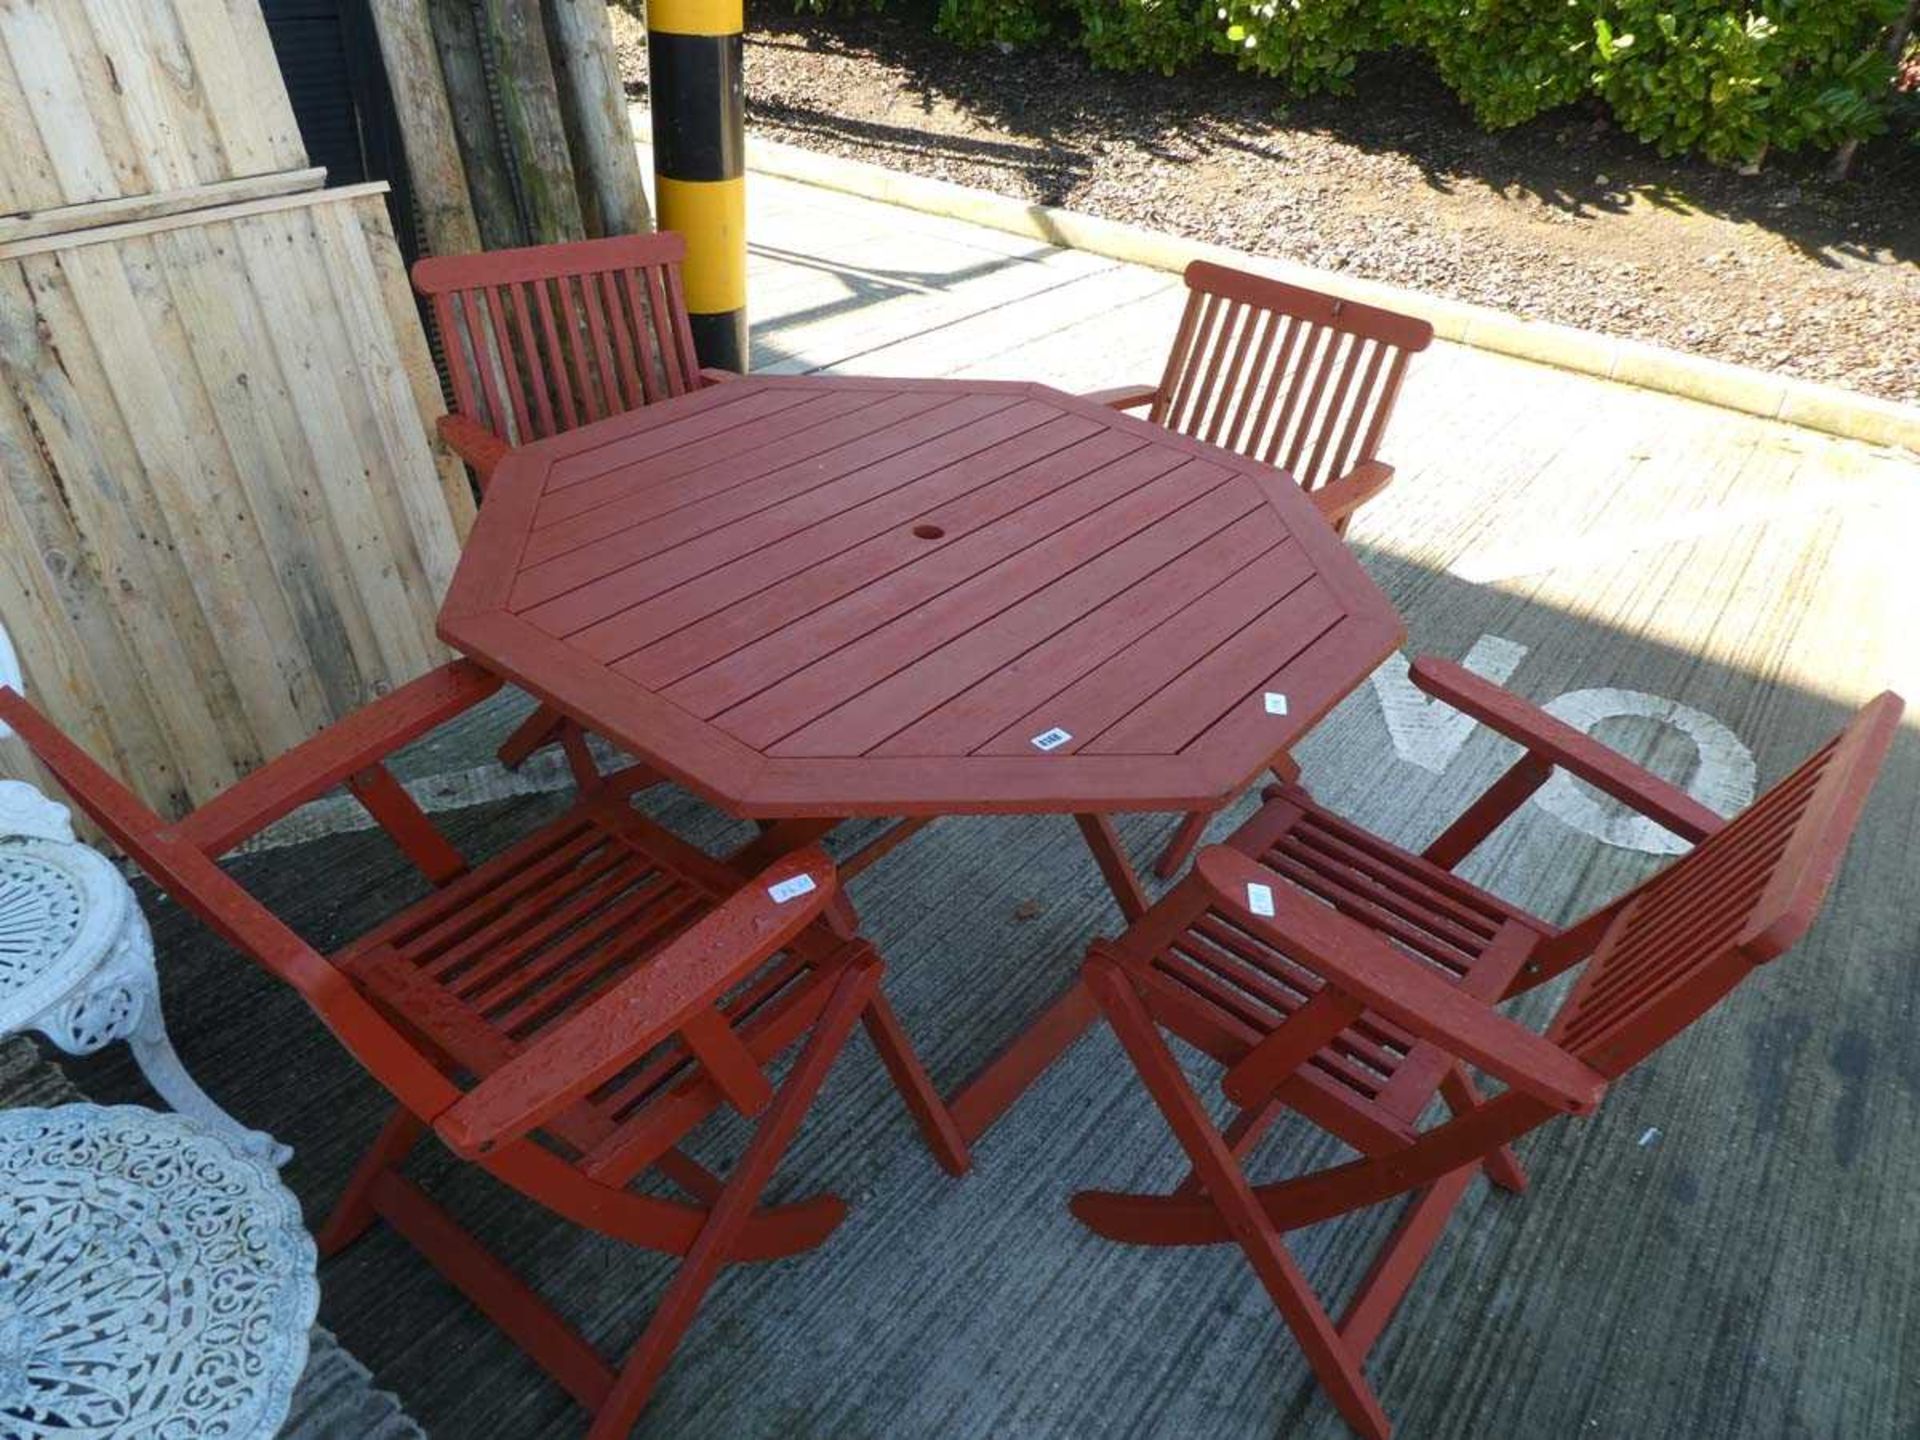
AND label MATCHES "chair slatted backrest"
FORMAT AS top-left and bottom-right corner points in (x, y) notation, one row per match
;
(414, 233), (703, 450)
(1151, 261), (1434, 494)
(1547, 694), (1902, 1079)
